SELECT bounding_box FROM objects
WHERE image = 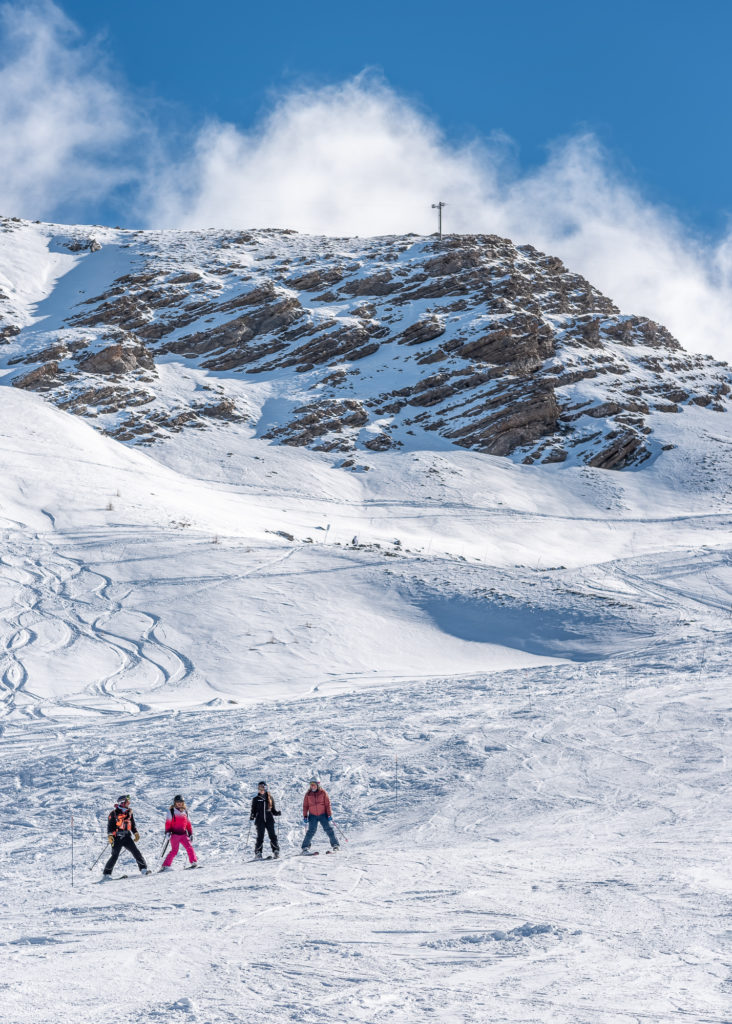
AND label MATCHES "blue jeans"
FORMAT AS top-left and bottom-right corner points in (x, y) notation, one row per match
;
(302, 814), (339, 850)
